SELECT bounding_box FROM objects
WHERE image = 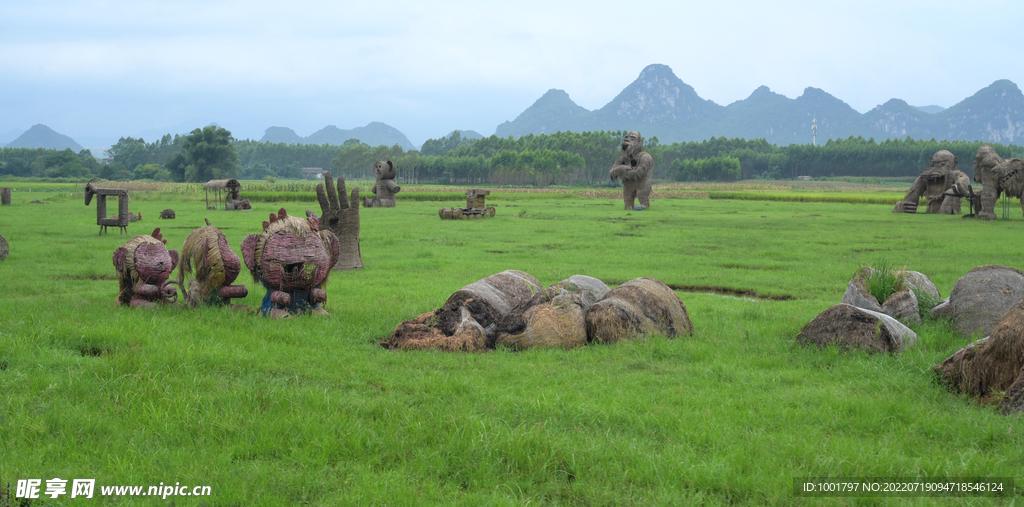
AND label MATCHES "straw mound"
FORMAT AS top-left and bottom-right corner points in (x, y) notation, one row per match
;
(434, 270), (542, 335)
(585, 277), (693, 344)
(1000, 366), (1024, 415)
(382, 270), (540, 352)
(491, 275), (609, 342)
(797, 304), (917, 353)
(493, 294), (587, 350)
(950, 265), (1024, 336)
(382, 307), (488, 352)
(934, 298), (1024, 408)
